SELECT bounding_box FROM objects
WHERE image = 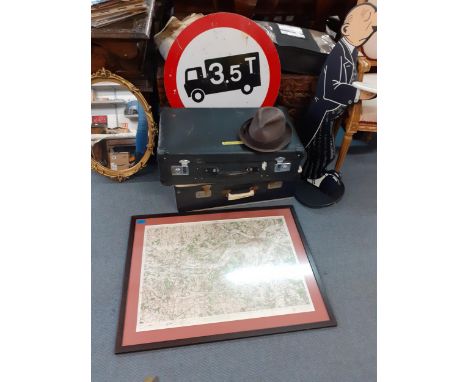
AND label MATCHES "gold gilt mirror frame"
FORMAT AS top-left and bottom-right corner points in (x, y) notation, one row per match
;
(91, 68), (157, 181)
